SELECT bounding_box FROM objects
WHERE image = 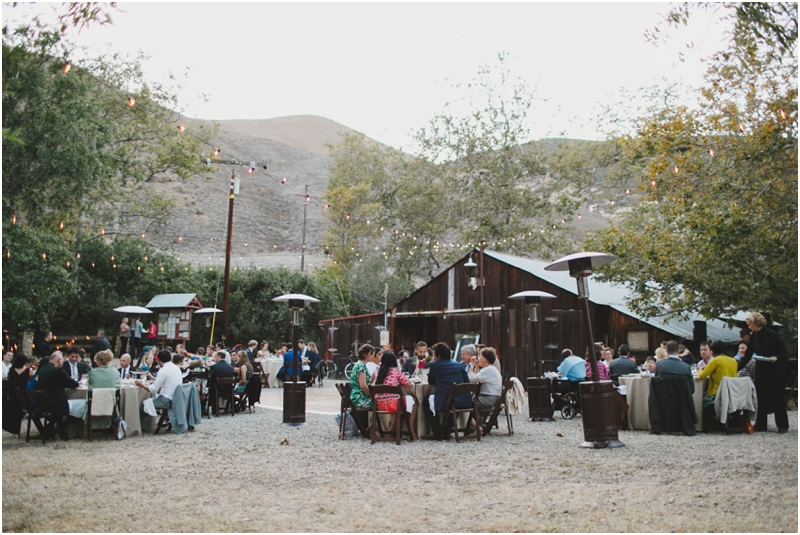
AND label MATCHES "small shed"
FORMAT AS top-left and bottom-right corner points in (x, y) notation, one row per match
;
(145, 294), (203, 342)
